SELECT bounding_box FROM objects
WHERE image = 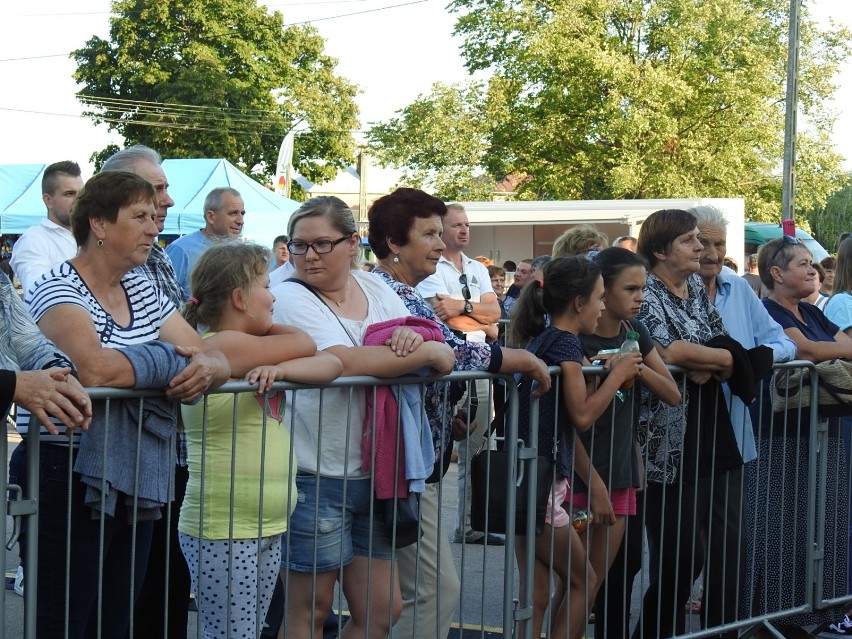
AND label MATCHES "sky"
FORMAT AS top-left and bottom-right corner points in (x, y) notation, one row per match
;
(1, 0), (850, 178)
